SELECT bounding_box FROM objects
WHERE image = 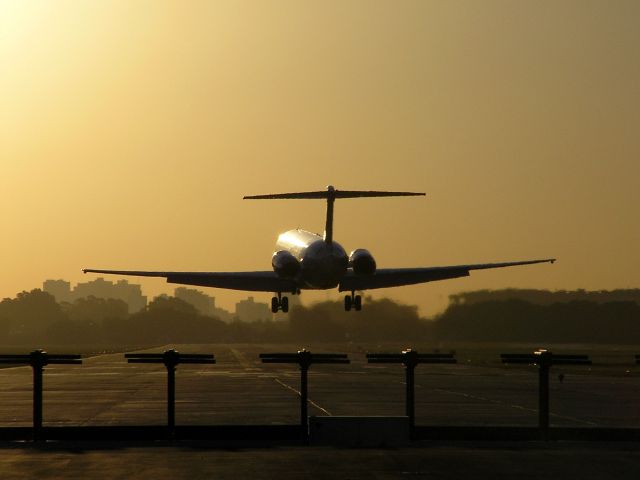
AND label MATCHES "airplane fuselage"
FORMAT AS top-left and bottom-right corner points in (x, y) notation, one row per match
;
(275, 229), (348, 289)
